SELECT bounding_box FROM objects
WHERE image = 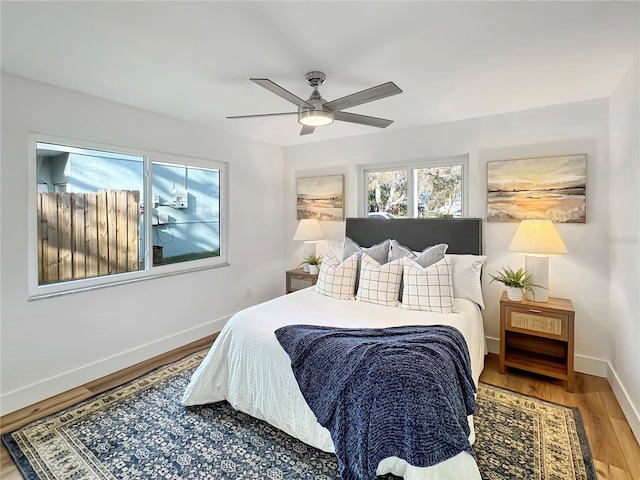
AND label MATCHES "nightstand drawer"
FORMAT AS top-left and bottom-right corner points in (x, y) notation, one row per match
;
(290, 275), (313, 290)
(505, 305), (568, 341)
(286, 268), (318, 294)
